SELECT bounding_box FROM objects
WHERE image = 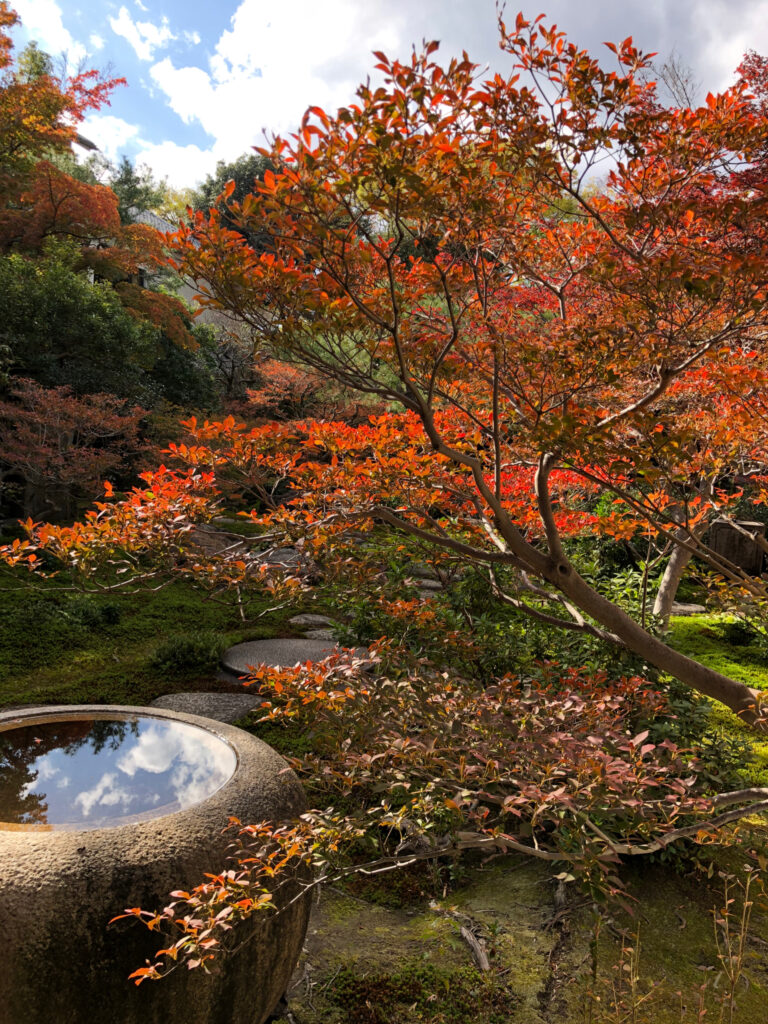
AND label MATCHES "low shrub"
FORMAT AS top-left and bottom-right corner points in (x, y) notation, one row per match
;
(148, 631), (224, 677)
